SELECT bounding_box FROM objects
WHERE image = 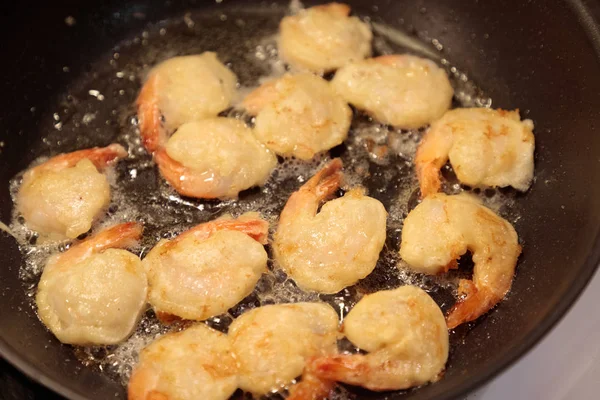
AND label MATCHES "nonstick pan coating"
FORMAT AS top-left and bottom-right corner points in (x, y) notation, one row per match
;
(1, 1), (600, 399)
